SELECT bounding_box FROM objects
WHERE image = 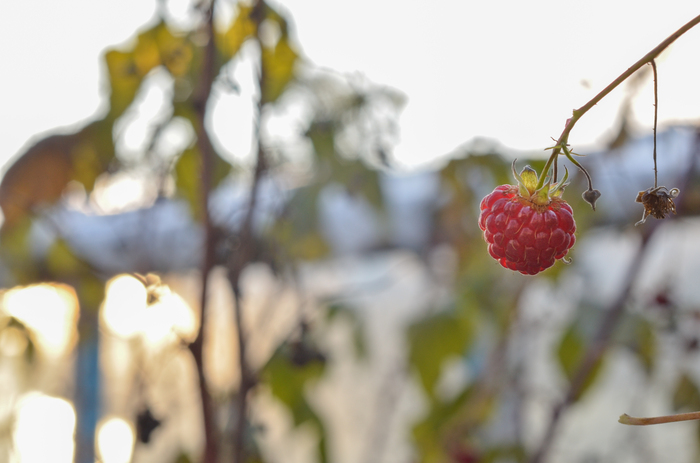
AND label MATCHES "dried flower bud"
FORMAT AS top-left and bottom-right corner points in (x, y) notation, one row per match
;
(582, 189), (601, 210)
(635, 186), (679, 226)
